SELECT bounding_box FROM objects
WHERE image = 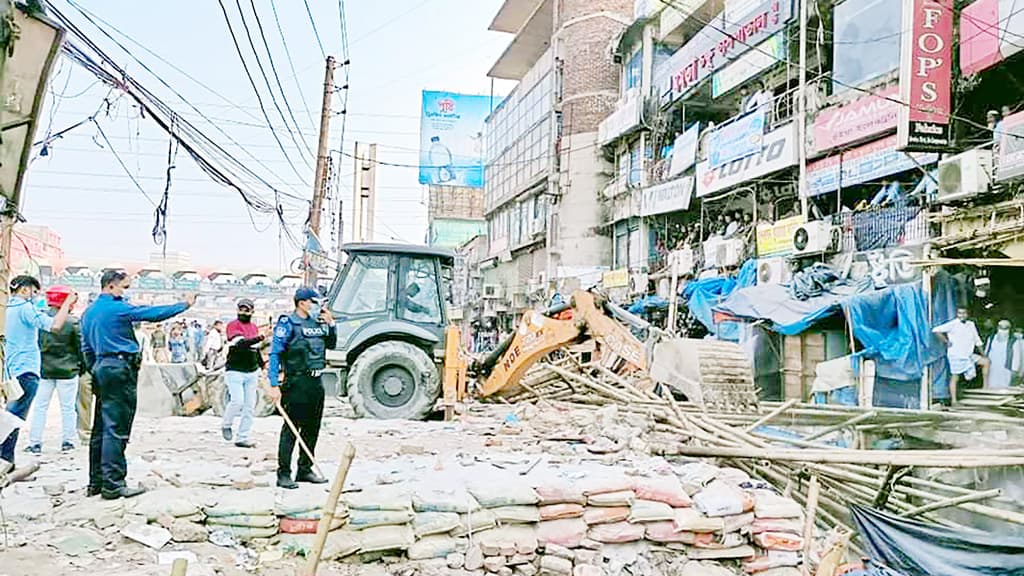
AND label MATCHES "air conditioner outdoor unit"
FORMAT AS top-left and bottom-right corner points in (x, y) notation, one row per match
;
(482, 284), (503, 299)
(715, 238), (746, 268)
(670, 248), (695, 275)
(793, 221), (841, 256)
(757, 257), (792, 285)
(935, 149), (993, 204)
